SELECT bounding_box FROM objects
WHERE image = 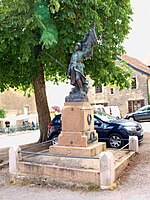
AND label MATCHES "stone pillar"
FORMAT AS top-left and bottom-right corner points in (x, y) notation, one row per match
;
(129, 136), (139, 153)
(58, 102), (98, 147)
(9, 146), (20, 175)
(99, 151), (115, 189)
